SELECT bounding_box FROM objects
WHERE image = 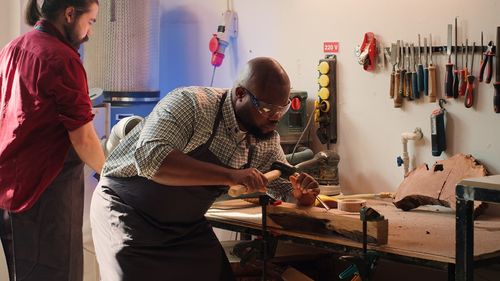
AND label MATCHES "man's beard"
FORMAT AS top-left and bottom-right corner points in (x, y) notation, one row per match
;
(63, 22), (88, 49)
(236, 116), (275, 141)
